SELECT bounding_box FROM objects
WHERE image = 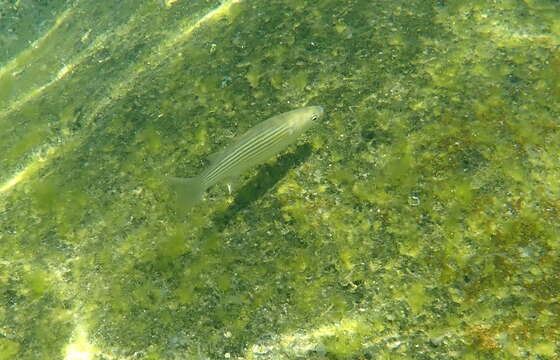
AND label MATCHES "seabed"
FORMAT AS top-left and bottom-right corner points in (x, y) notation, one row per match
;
(0, 0), (558, 359)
